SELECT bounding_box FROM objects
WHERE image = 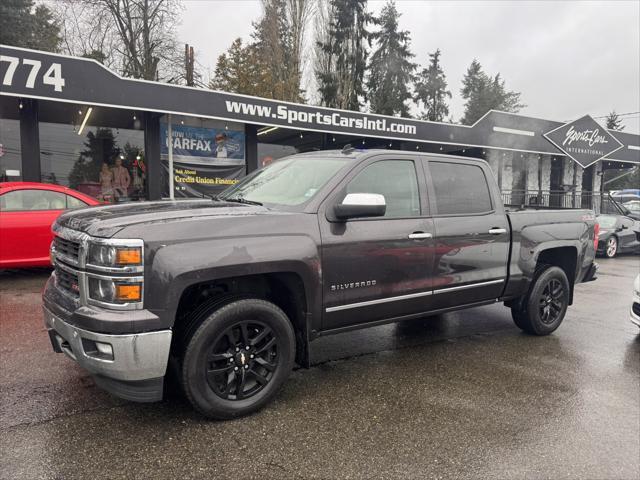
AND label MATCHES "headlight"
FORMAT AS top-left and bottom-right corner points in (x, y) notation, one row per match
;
(88, 277), (142, 304)
(87, 241), (143, 270)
